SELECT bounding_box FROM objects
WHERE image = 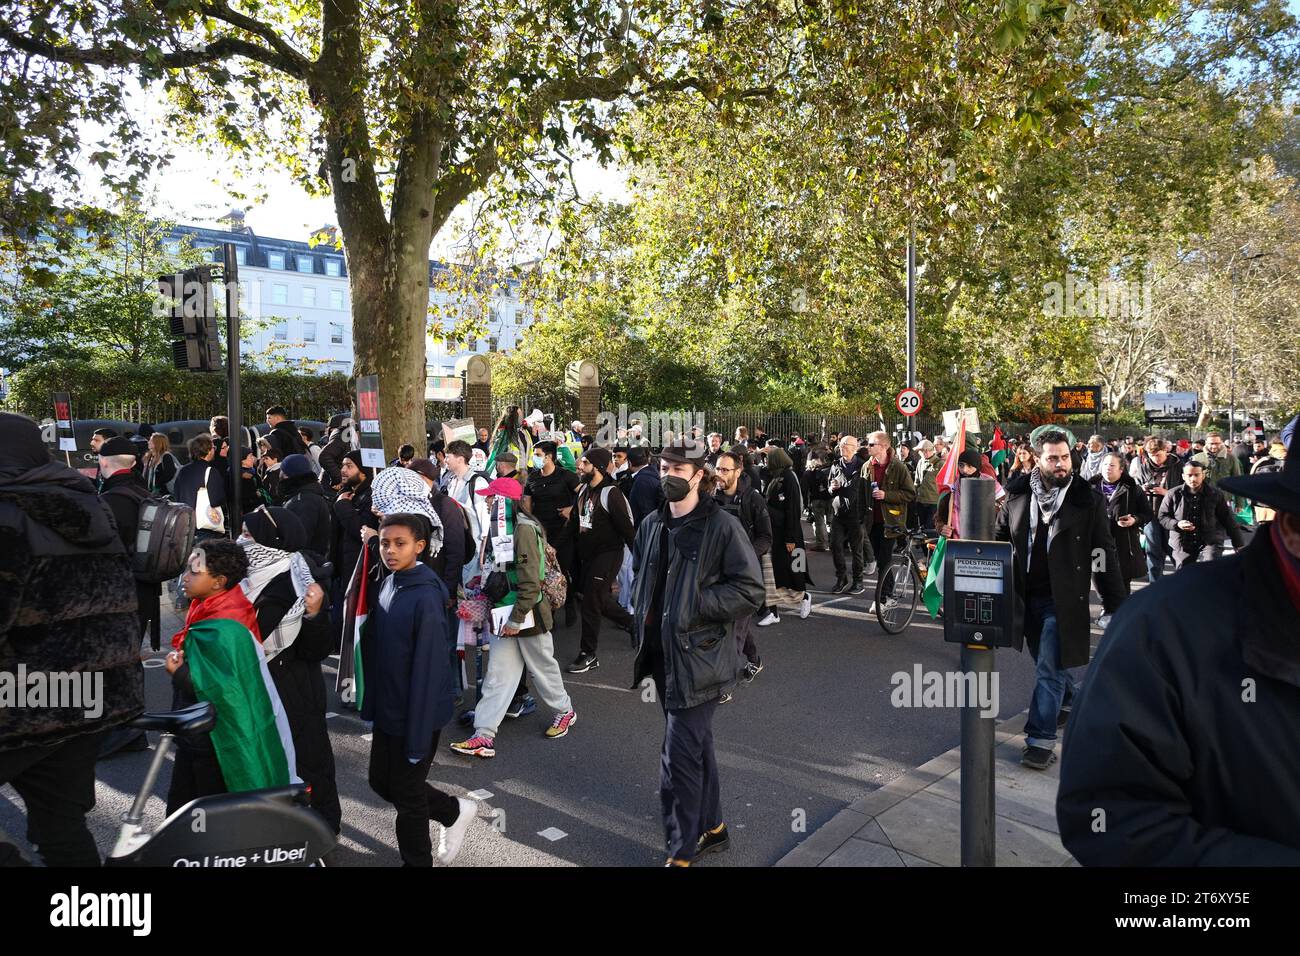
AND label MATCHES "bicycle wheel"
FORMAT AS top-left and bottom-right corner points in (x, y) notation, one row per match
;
(875, 556), (918, 634)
